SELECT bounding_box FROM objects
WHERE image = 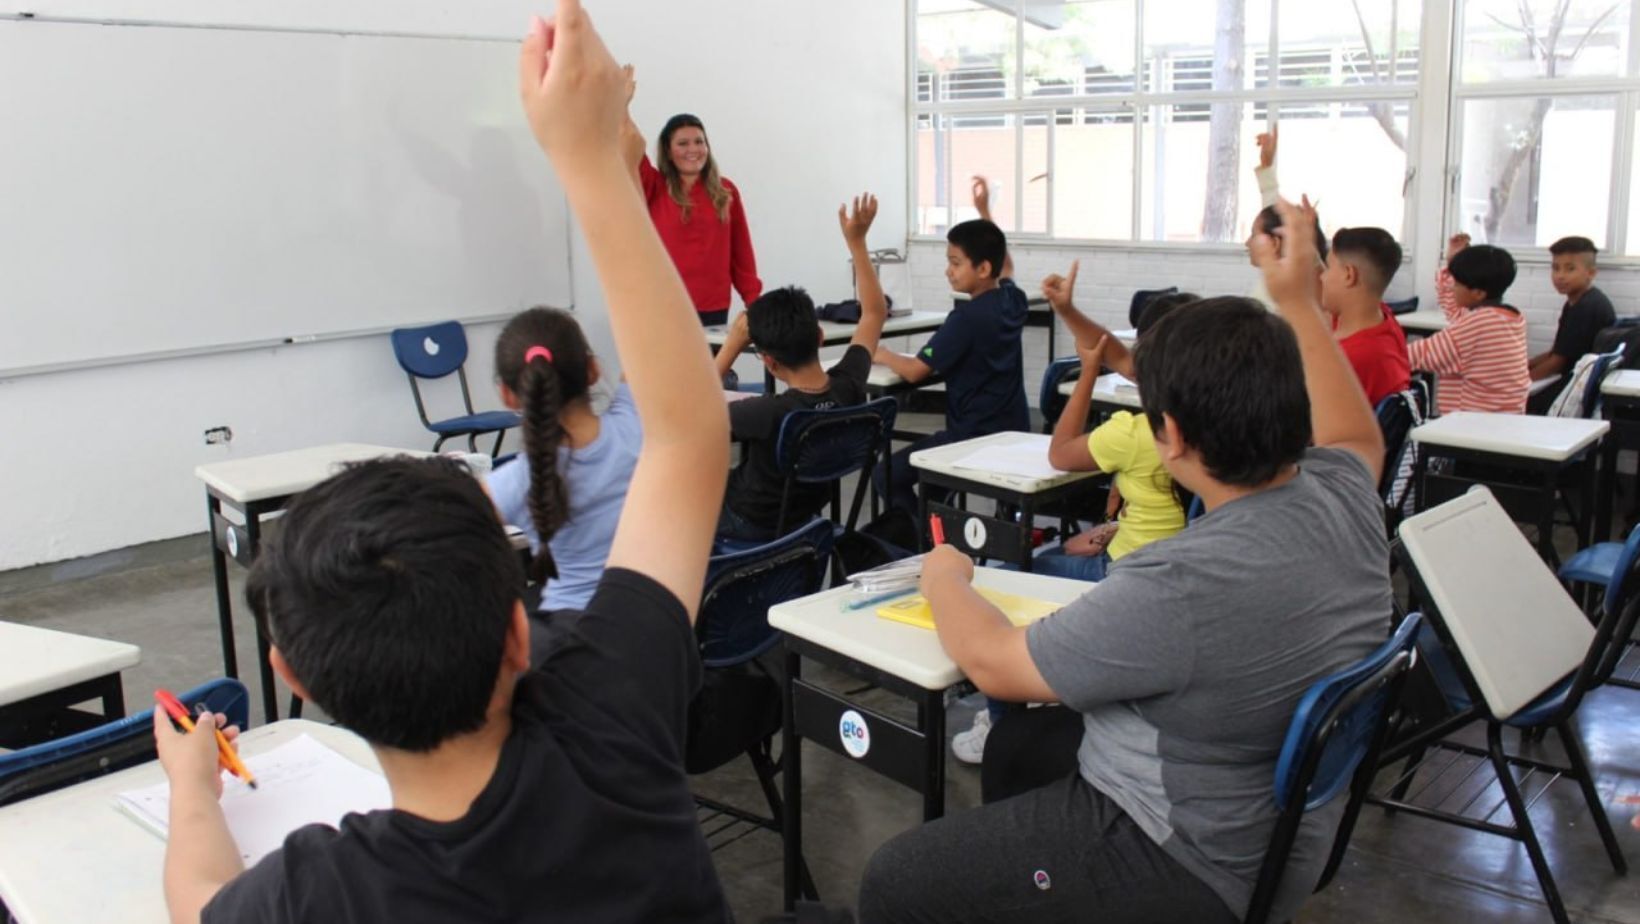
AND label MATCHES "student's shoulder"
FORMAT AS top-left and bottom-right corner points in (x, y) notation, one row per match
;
(1301, 446), (1379, 501)
(1580, 286), (1617, 316)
